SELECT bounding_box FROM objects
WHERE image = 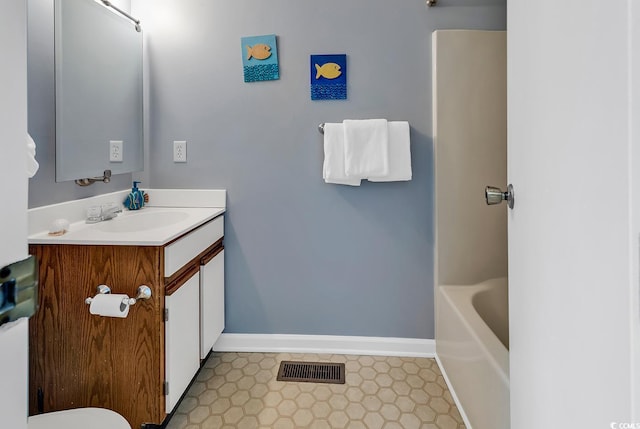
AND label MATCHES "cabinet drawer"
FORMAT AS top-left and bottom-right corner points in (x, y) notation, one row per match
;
(164, 216), (223, 277)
